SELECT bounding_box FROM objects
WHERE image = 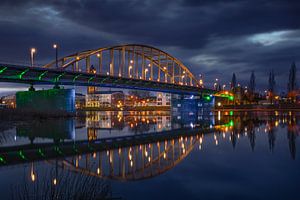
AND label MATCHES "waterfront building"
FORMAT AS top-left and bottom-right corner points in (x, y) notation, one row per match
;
(0, 94), (16, 108)
(156, 92), (171, 106)
(86, 91), (124, 108)
(75, 93), (86, 109)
